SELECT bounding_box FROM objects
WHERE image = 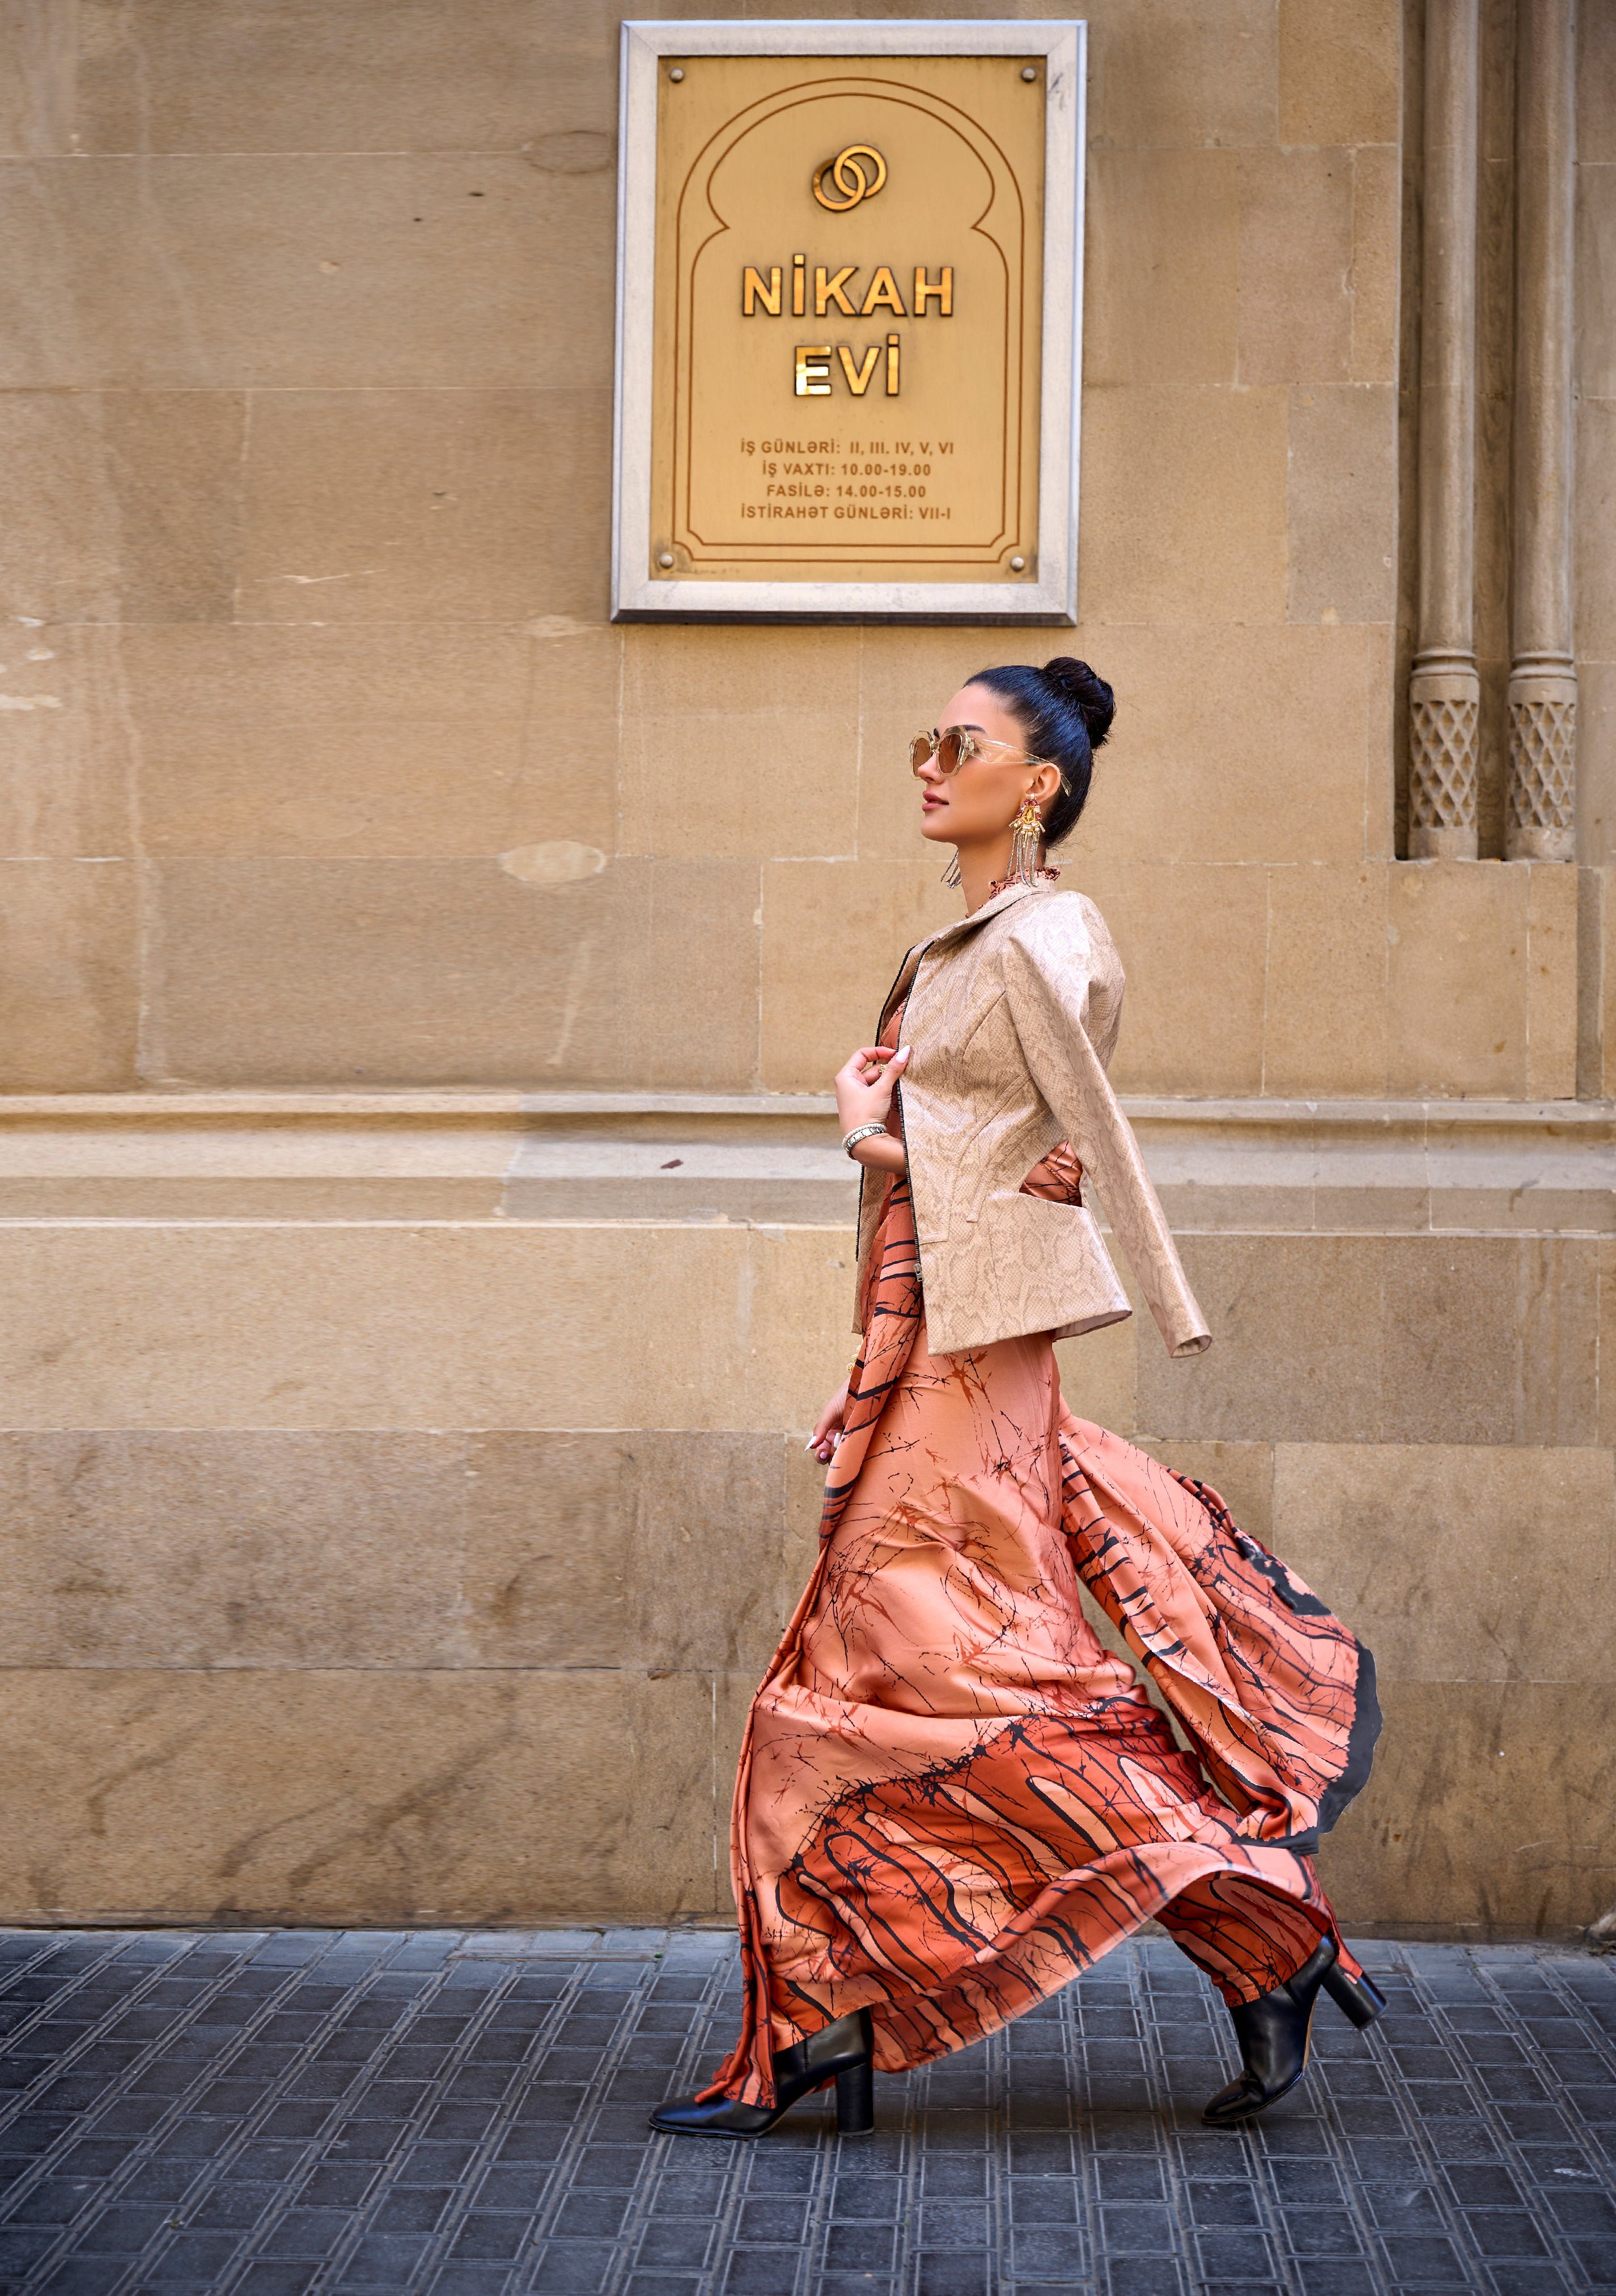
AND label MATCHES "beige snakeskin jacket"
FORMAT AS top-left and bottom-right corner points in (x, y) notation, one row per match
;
(854, 881), (1212, 1361)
